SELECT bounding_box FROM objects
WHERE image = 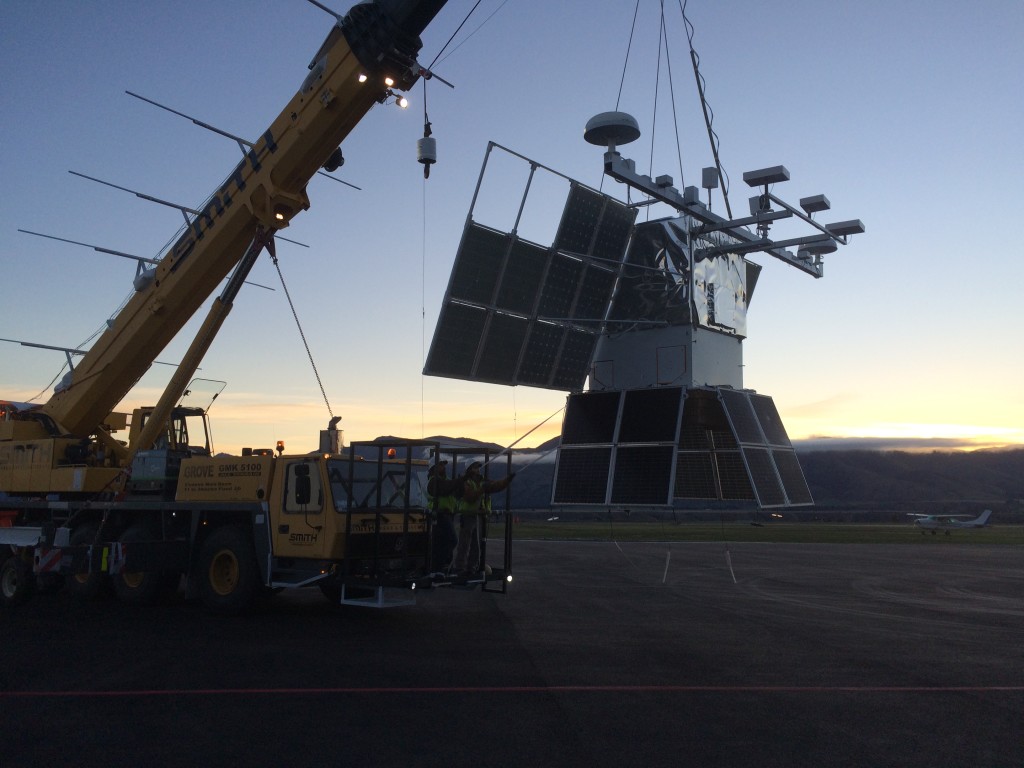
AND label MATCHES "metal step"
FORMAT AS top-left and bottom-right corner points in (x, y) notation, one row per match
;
(339, 584), (417, 608)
